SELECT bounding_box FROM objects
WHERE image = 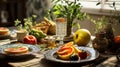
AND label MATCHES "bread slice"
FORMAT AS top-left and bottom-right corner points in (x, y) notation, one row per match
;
(4, 46), (29, 54)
